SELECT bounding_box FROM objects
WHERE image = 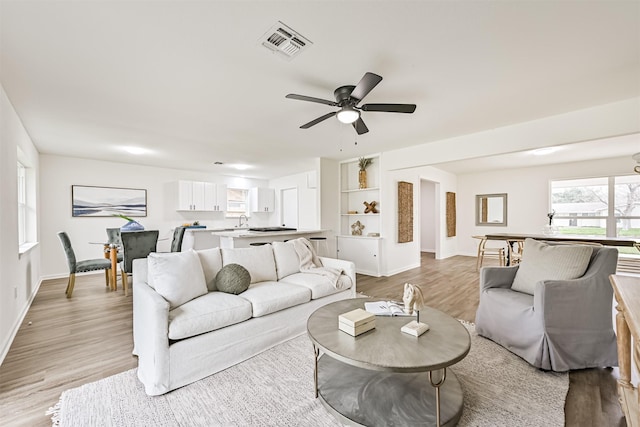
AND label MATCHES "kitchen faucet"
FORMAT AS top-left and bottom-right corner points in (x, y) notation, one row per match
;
(238, 214), (248, 228)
